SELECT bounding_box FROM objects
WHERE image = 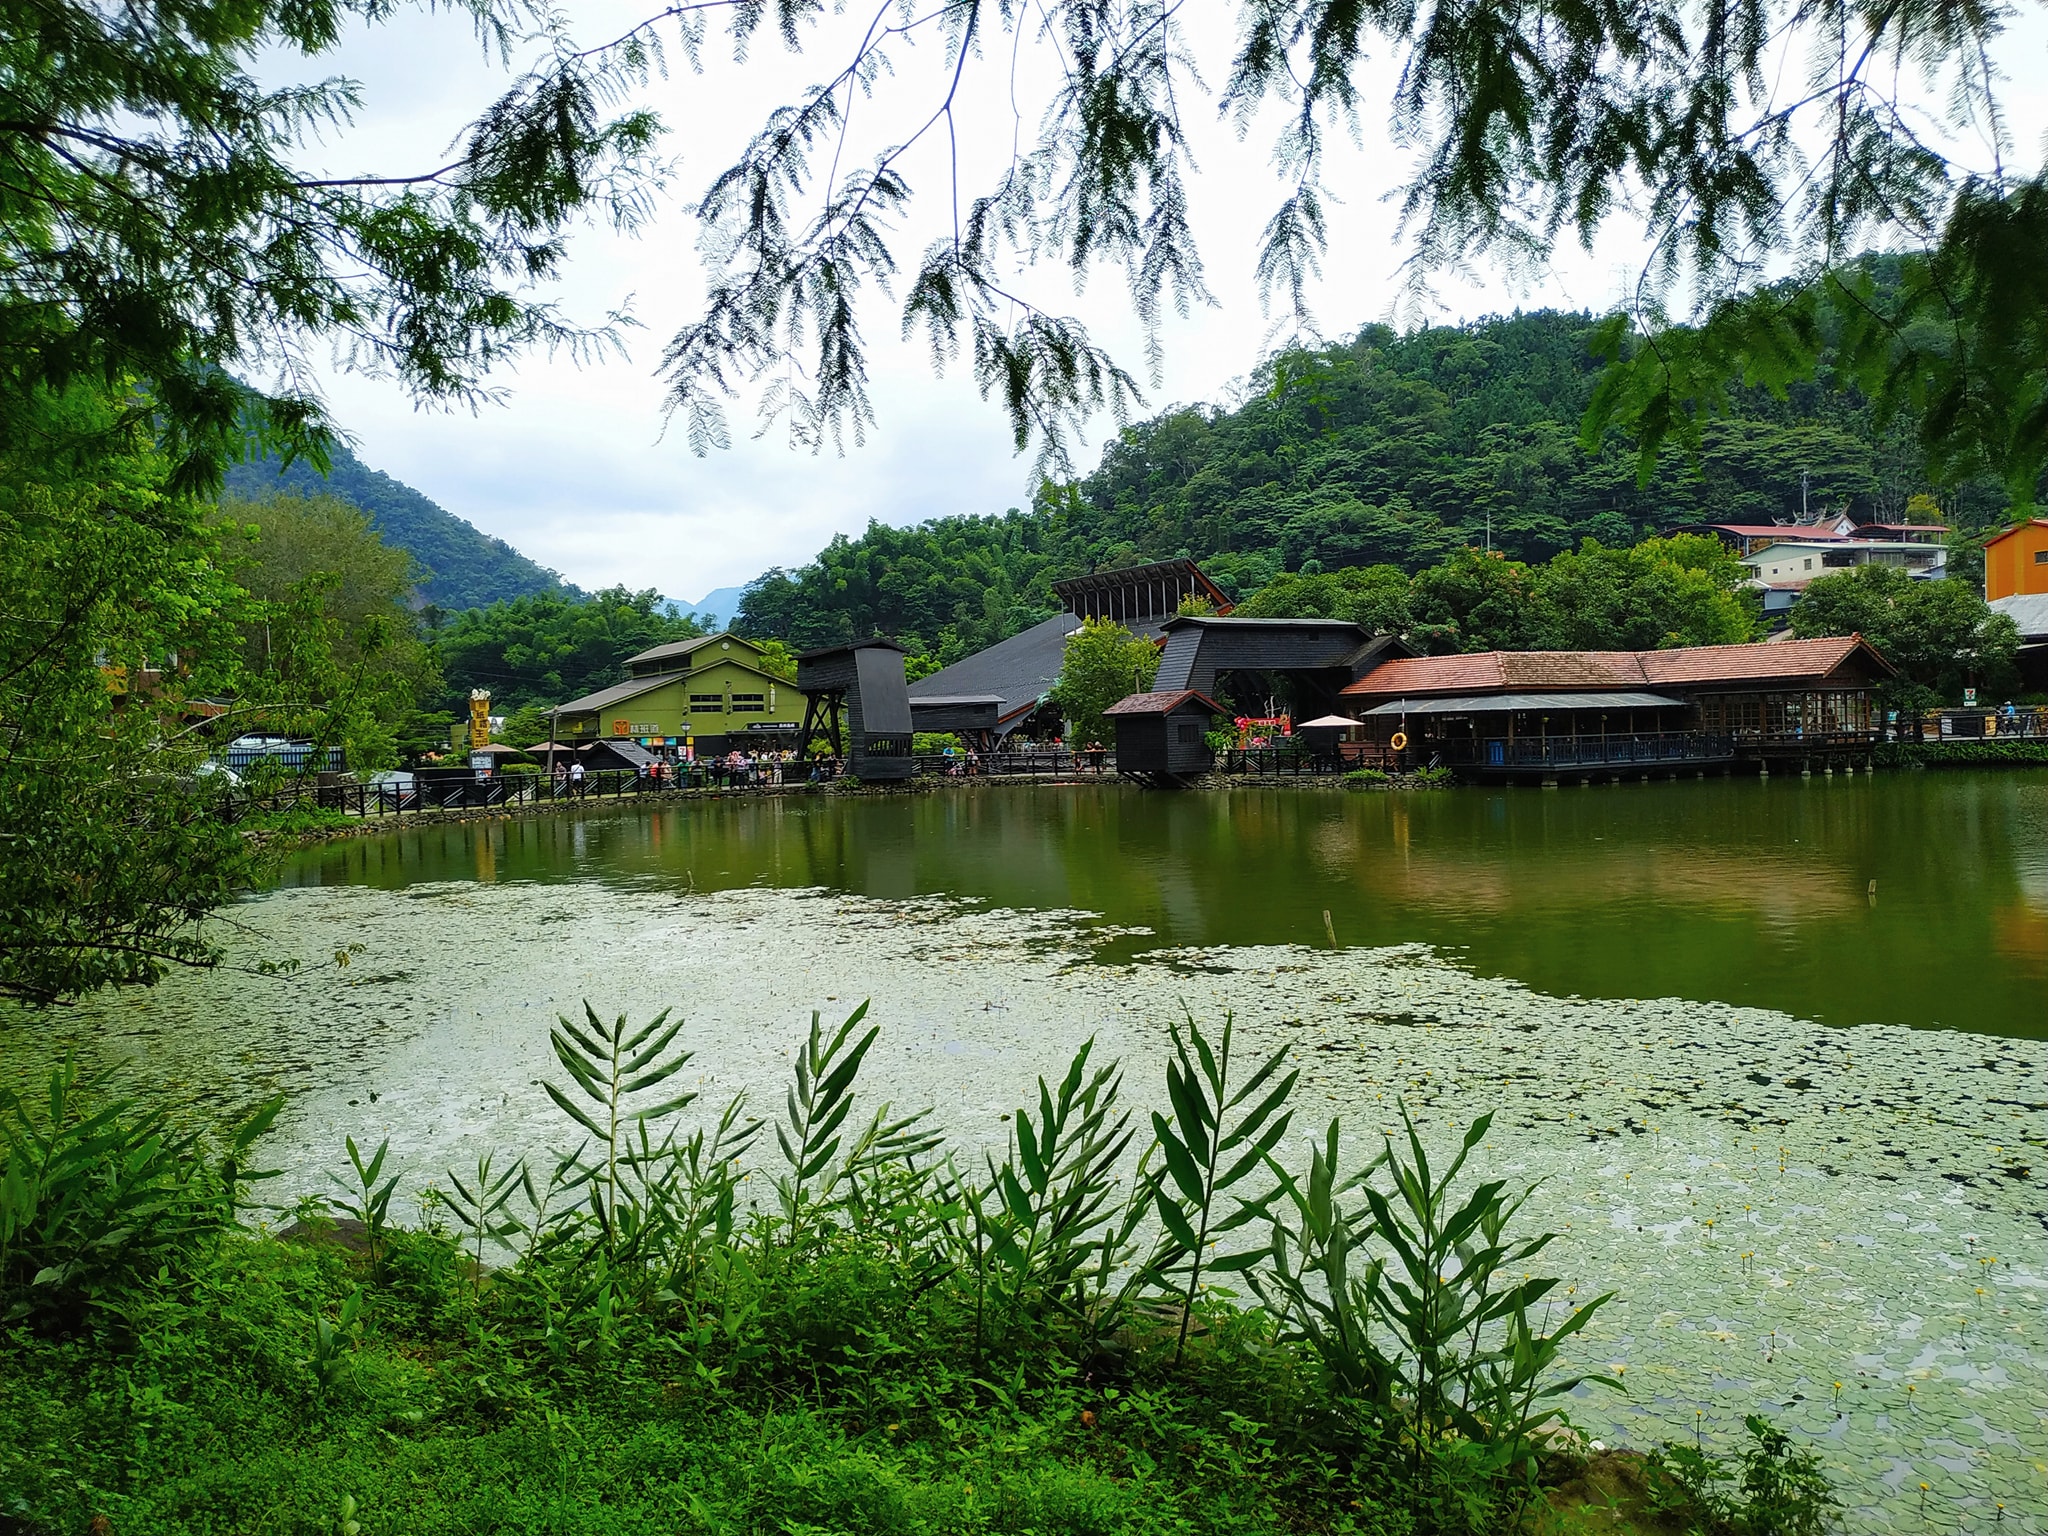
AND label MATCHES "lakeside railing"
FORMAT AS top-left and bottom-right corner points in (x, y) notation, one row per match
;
(218, 749), (1126, 823)
(1903, 707), (2047, 741)
(1438, 731), (1738, 770)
